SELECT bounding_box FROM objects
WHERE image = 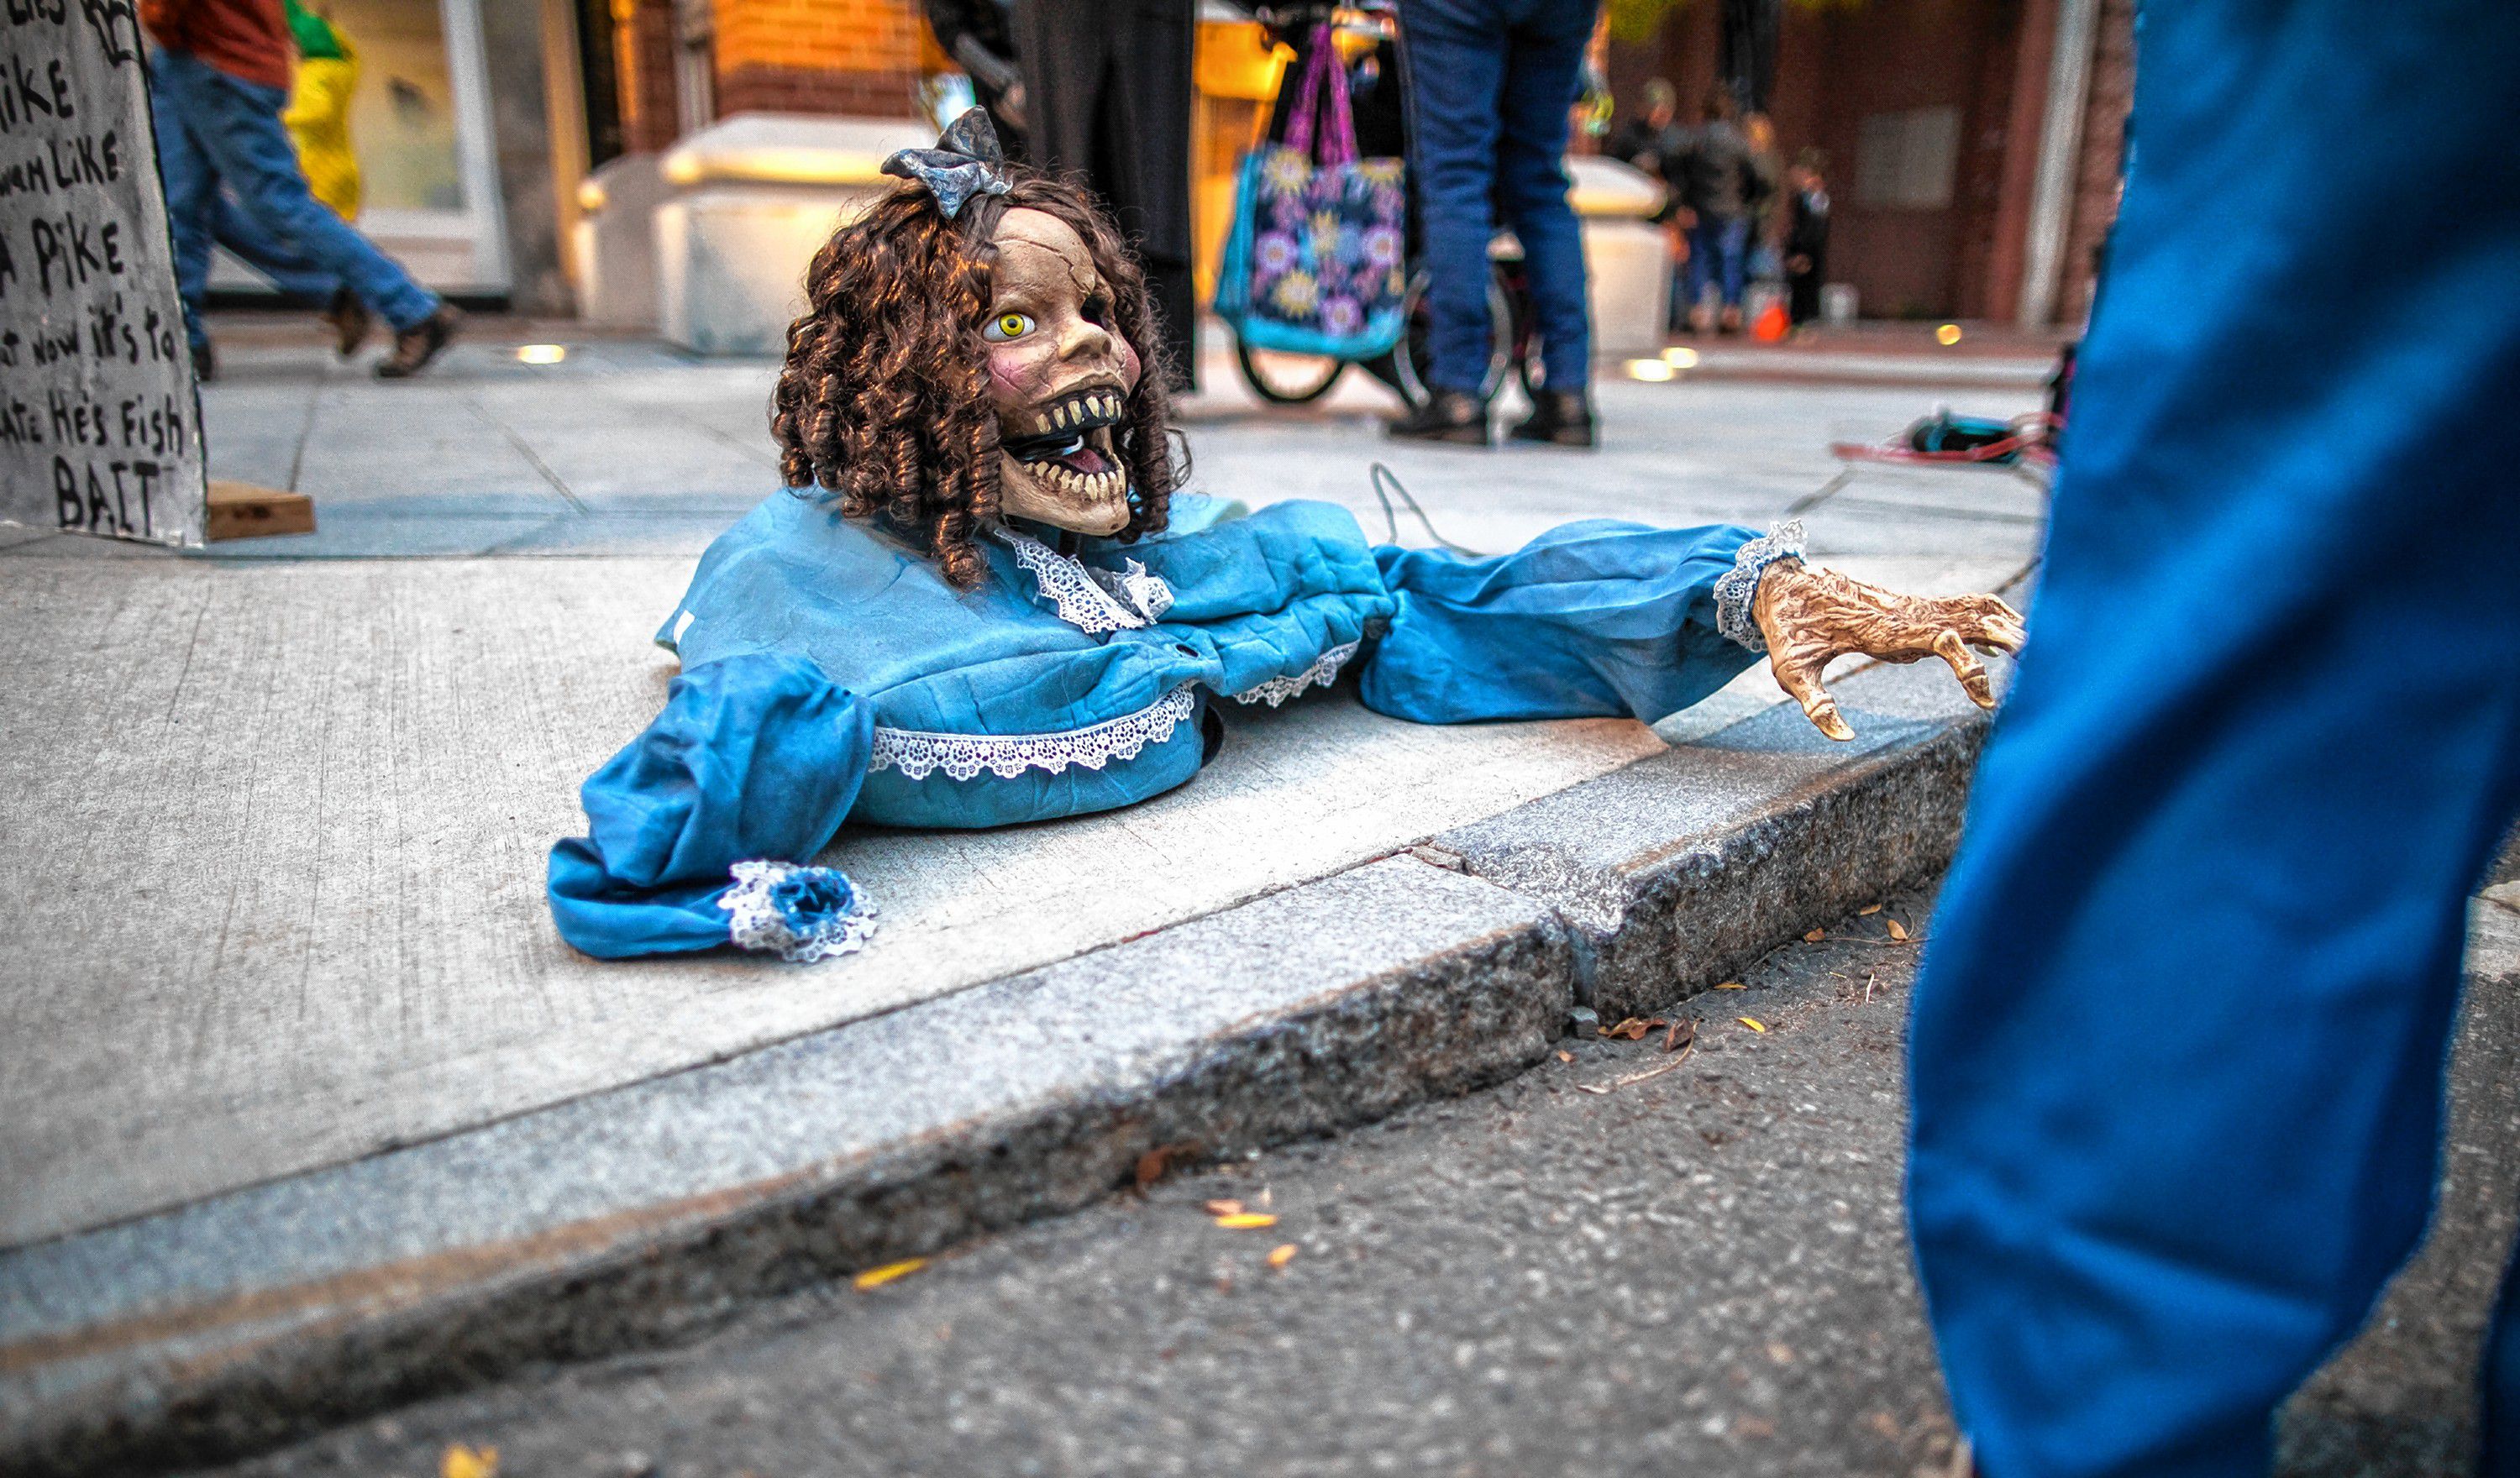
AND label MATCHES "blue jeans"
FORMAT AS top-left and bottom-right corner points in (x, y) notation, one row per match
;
(1683, 213), (1750, 315)
(1399, 0), (1598, 396)
(1907, 3), (2520, 1475)
(212, 191), (339, 304)
(150, 48), (436, 346)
